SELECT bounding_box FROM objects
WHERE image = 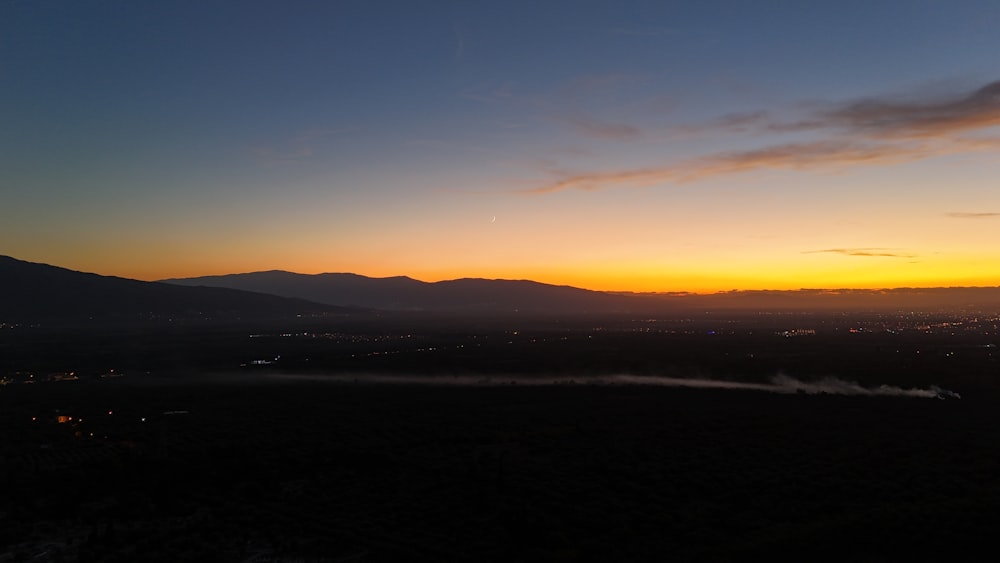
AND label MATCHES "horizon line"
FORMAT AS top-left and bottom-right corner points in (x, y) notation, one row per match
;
(4, 255), (999, 296)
